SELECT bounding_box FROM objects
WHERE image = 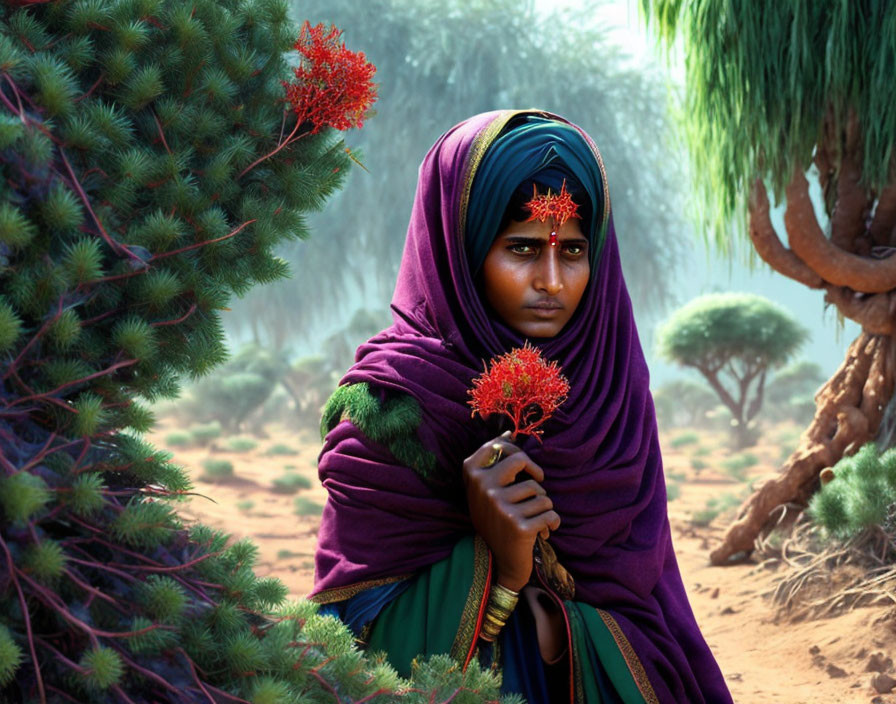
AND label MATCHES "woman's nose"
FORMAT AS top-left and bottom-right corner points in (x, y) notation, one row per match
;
(534, 250), (563, 294)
